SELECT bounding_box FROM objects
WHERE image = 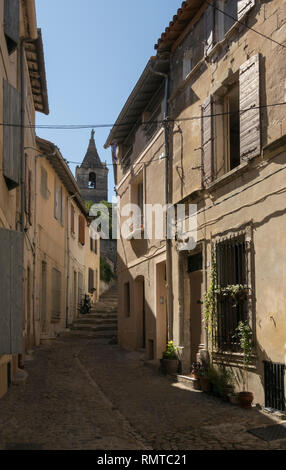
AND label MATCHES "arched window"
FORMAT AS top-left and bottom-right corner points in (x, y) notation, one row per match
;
(88, 172), (96, 188)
